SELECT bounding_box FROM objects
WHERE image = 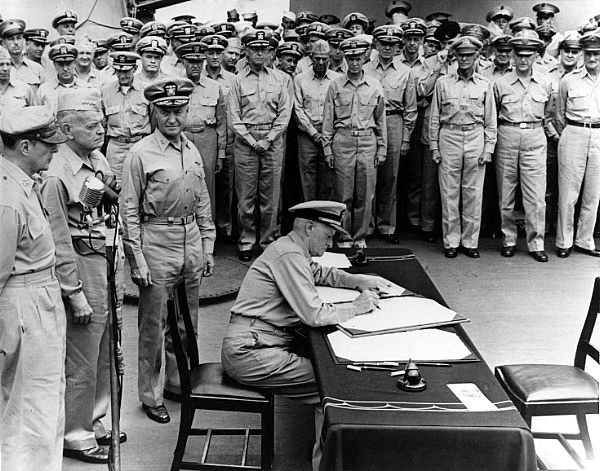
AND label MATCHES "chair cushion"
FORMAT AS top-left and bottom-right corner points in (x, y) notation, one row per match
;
(496, 364), (599, 403)
(189, 363), (270, 401)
